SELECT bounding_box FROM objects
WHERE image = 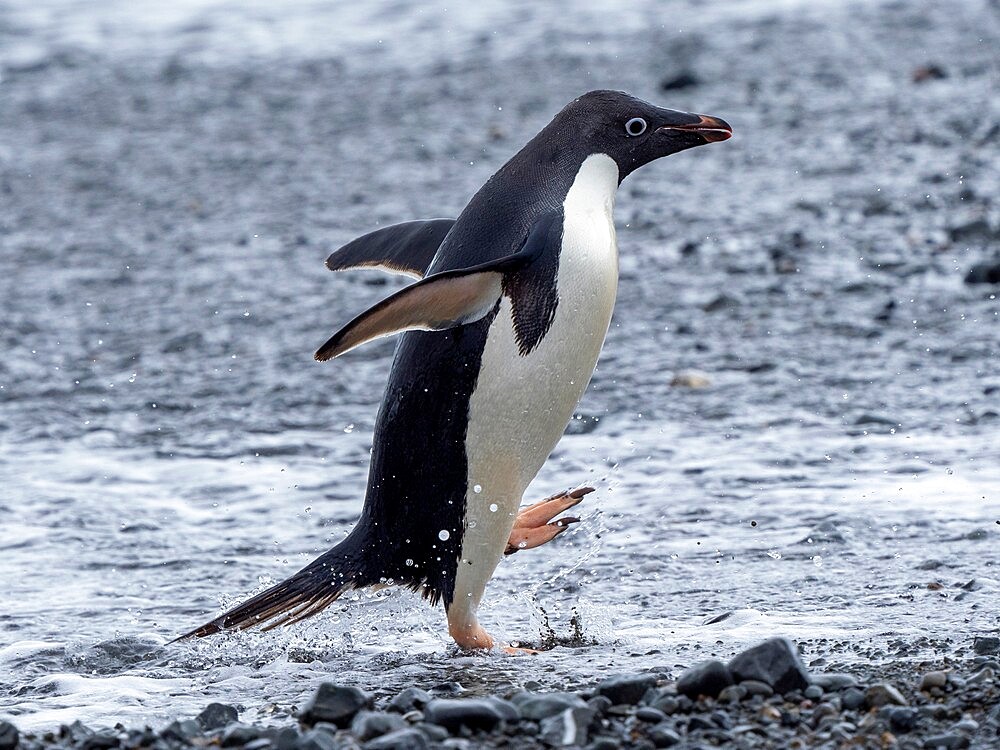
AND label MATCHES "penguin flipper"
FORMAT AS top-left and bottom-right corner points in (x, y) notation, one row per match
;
(314, 211), (560, 361)
(325, 219), (456, 278)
